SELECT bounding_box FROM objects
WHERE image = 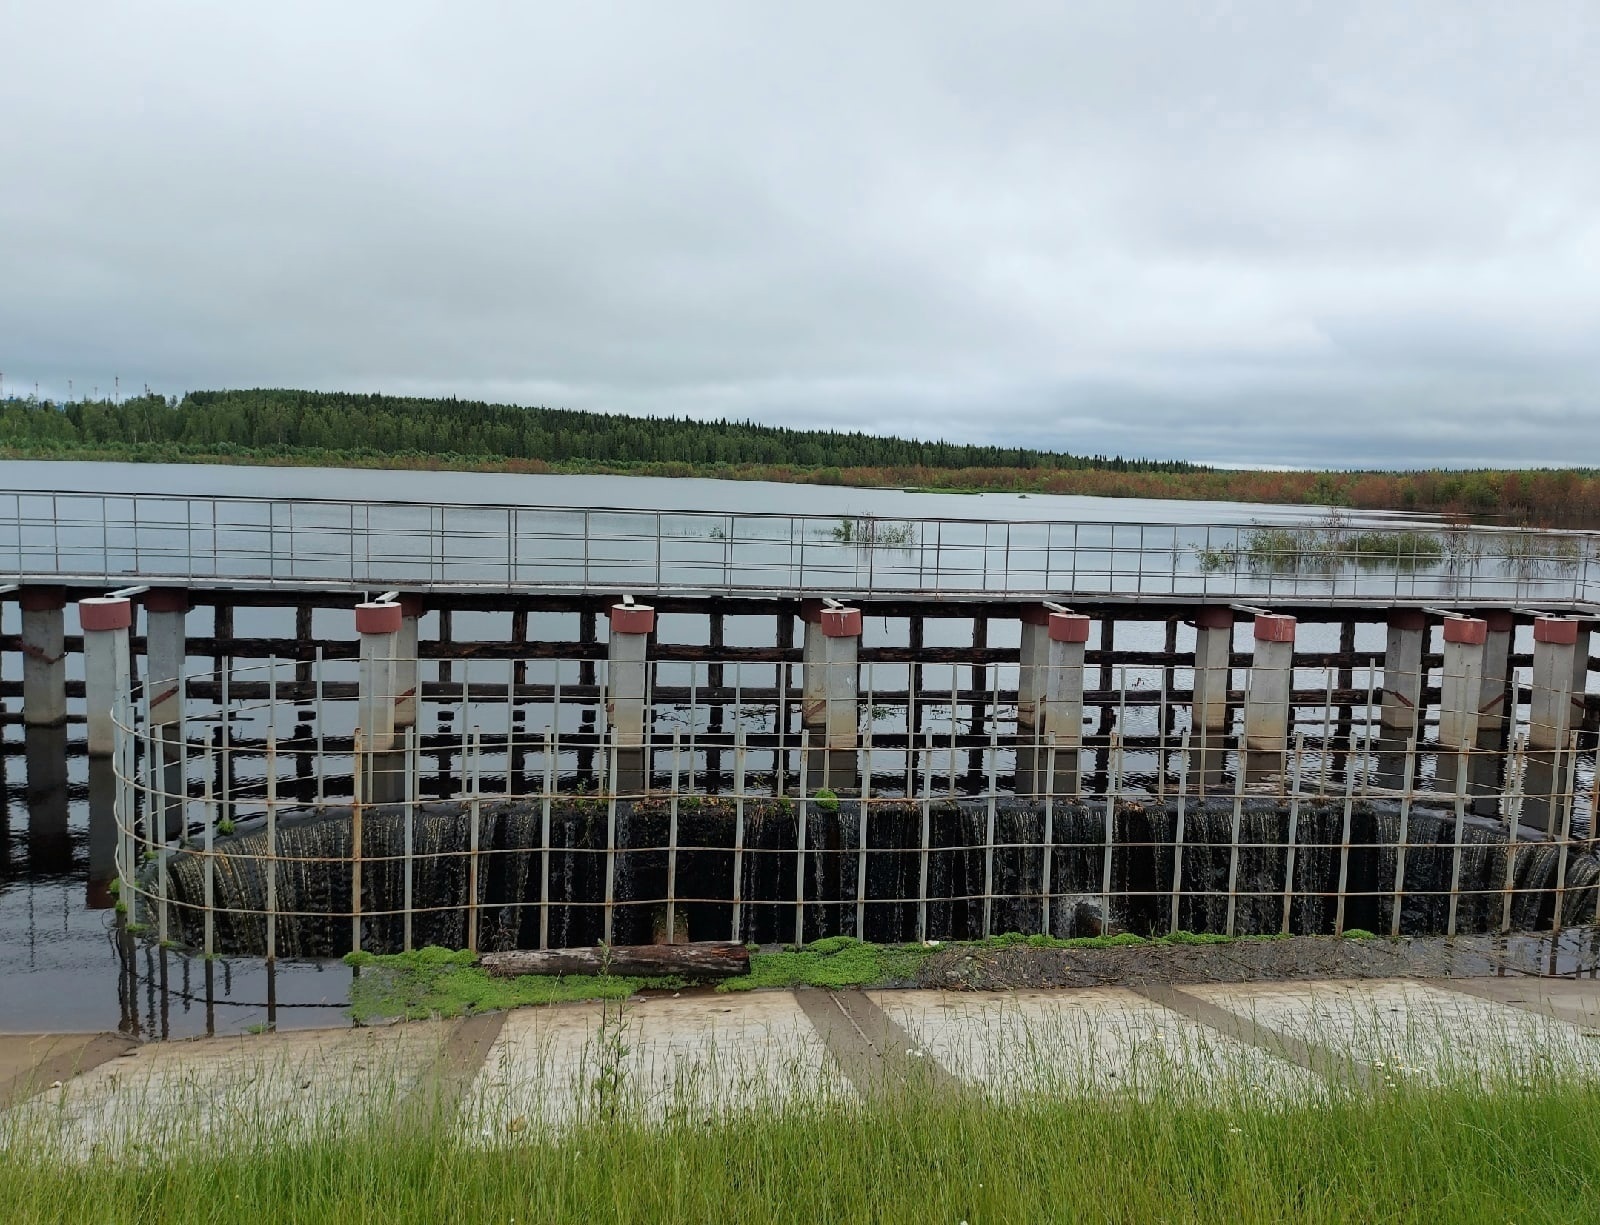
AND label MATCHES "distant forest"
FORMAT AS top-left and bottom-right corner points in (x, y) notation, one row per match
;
(0, 389), (1196, 474)
(0, 388), (1595, 524)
